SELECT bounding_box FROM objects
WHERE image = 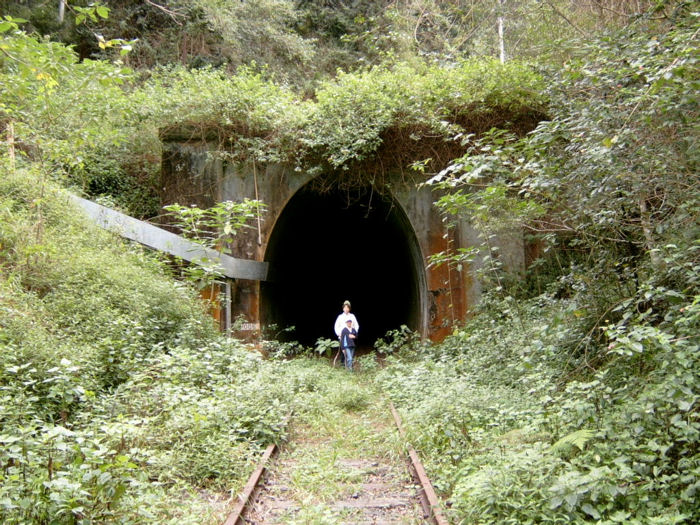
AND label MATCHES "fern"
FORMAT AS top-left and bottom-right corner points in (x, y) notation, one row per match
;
(549, 429), (595, 453)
